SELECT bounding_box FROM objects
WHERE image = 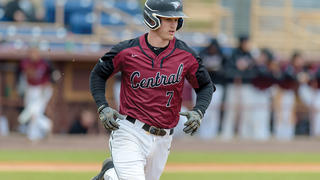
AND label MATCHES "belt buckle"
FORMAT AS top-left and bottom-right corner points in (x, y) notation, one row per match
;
(149, 126), (165, 136)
